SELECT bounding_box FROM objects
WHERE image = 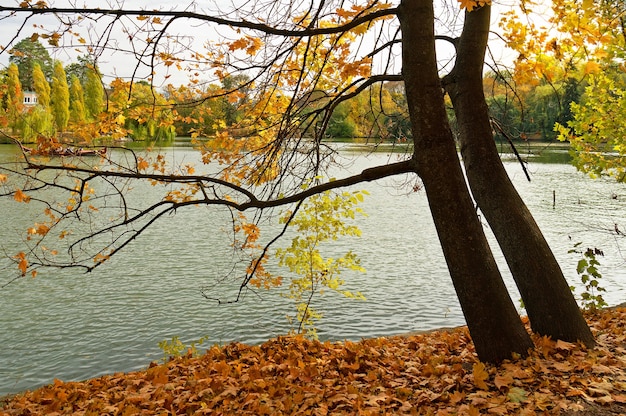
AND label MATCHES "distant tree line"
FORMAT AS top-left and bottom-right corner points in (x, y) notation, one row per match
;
(0, 38), (584, 146)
